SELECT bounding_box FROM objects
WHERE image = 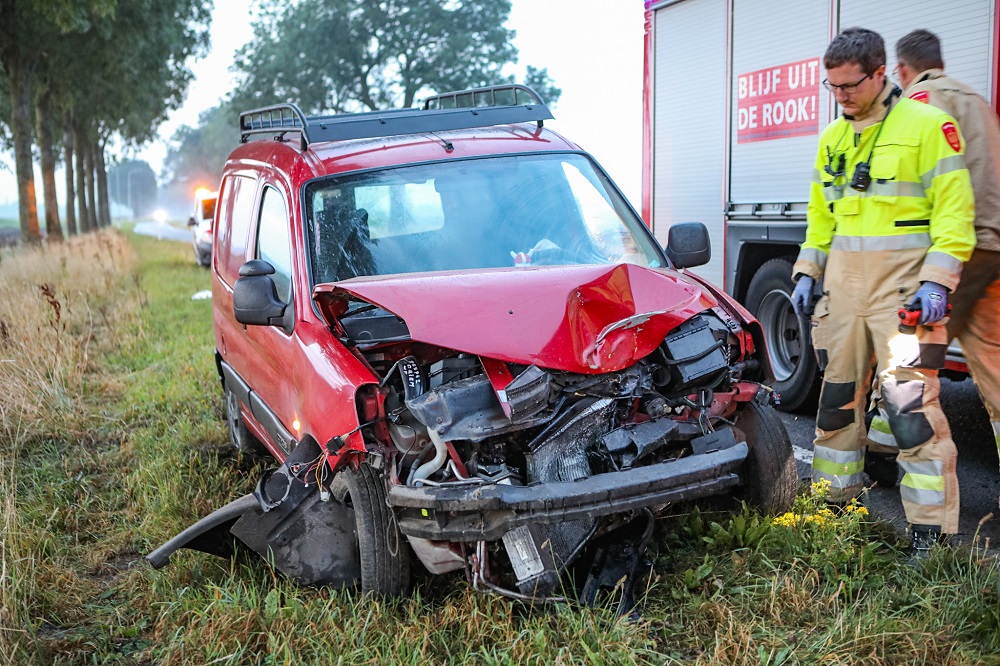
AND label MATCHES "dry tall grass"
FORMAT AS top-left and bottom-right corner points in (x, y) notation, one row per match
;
(0, 230), (139, 661)
(0, 230), (139, 431)
(0, 440), (35, 664)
